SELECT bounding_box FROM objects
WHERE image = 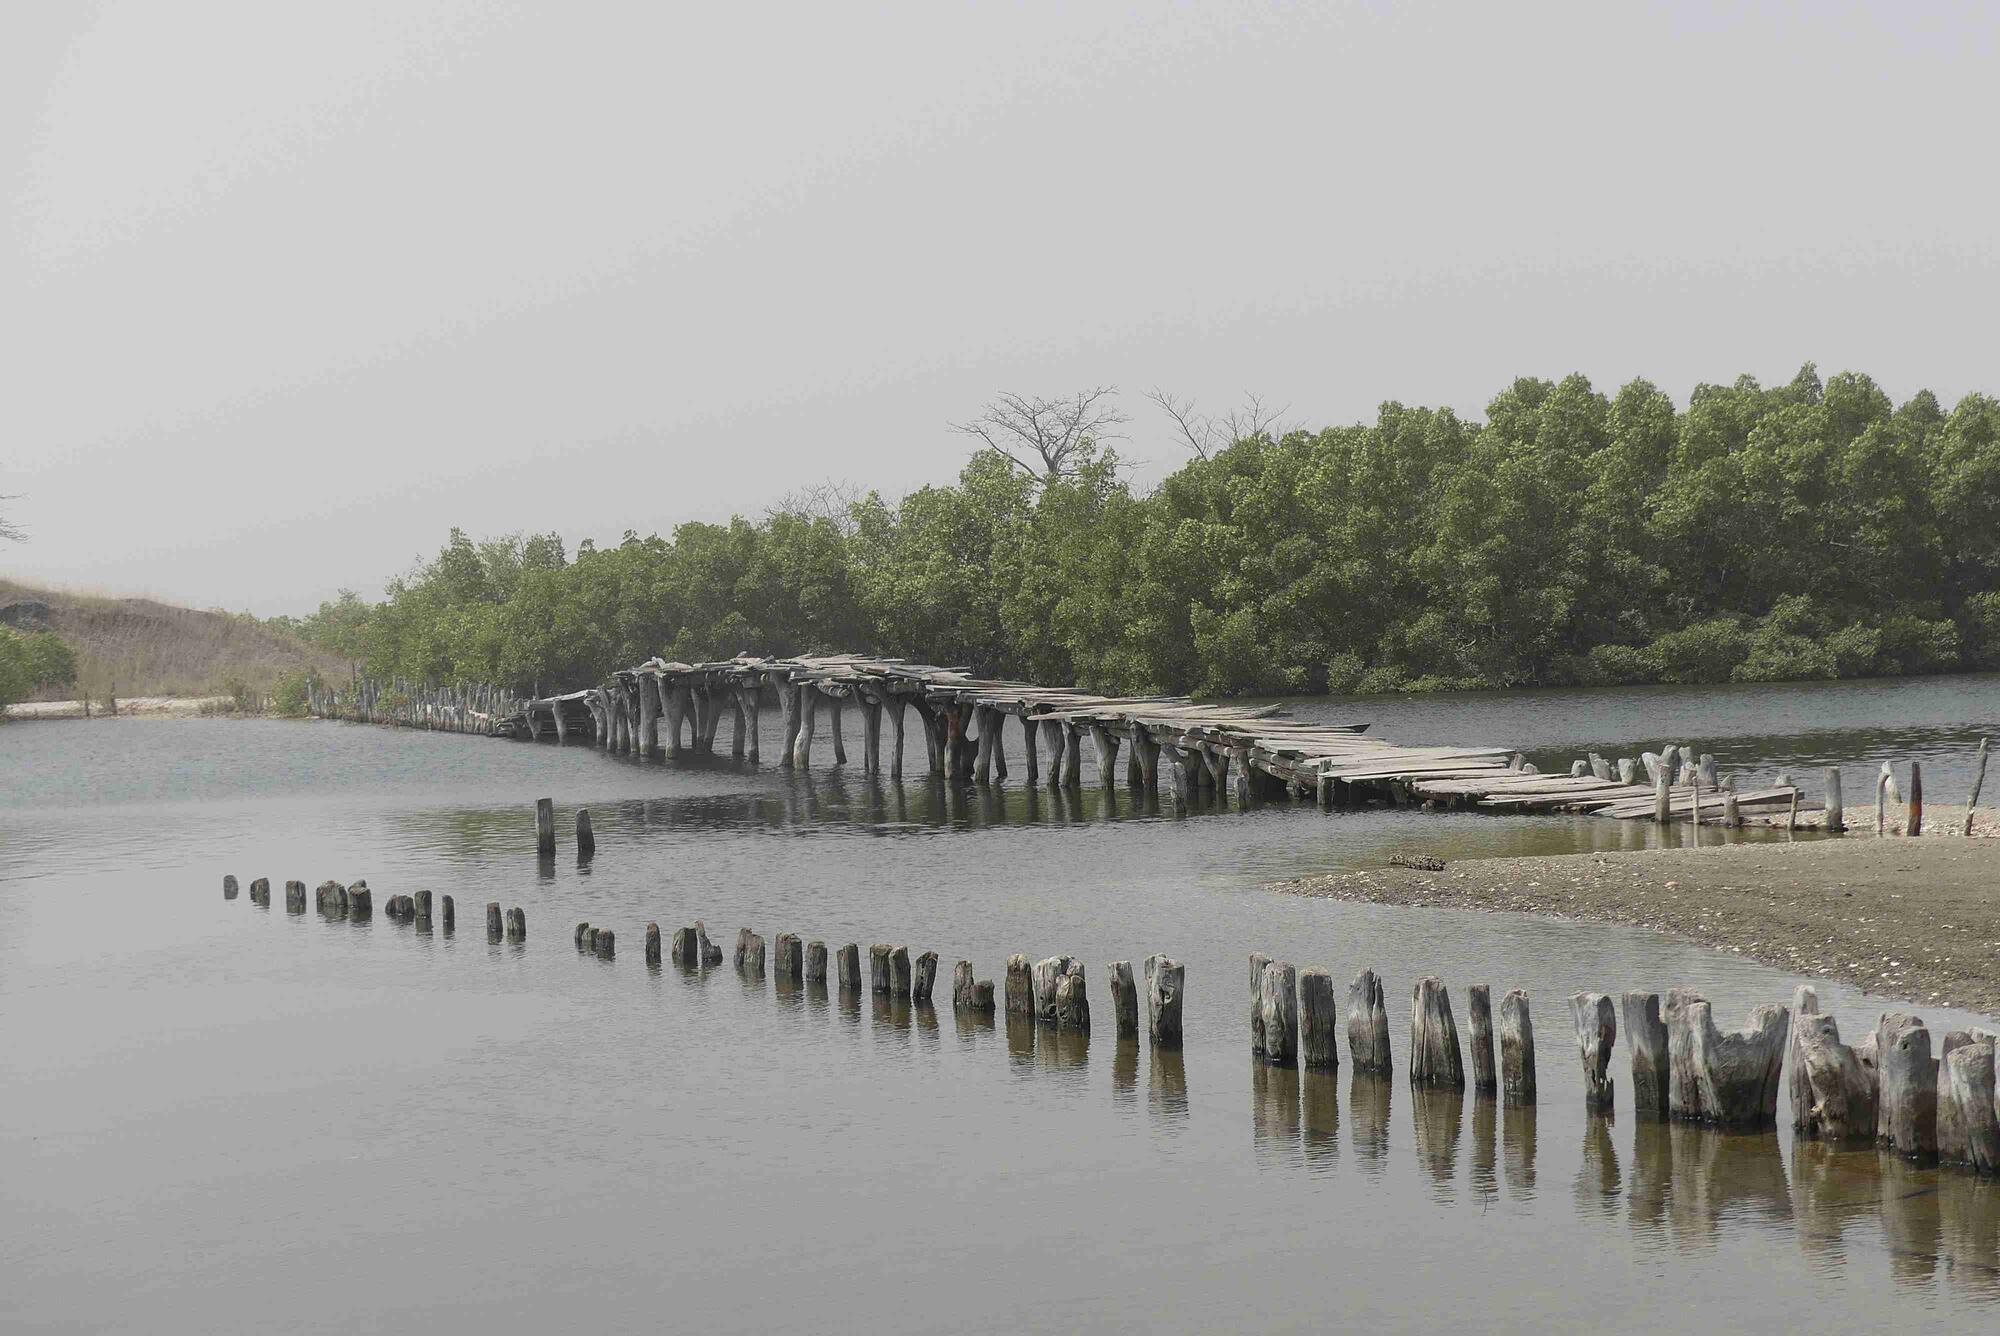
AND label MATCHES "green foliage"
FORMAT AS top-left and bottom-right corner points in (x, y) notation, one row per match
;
(280, 369), (2000, 697)
(271, 669), (316, 717)
(0, 629), (80, 708)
